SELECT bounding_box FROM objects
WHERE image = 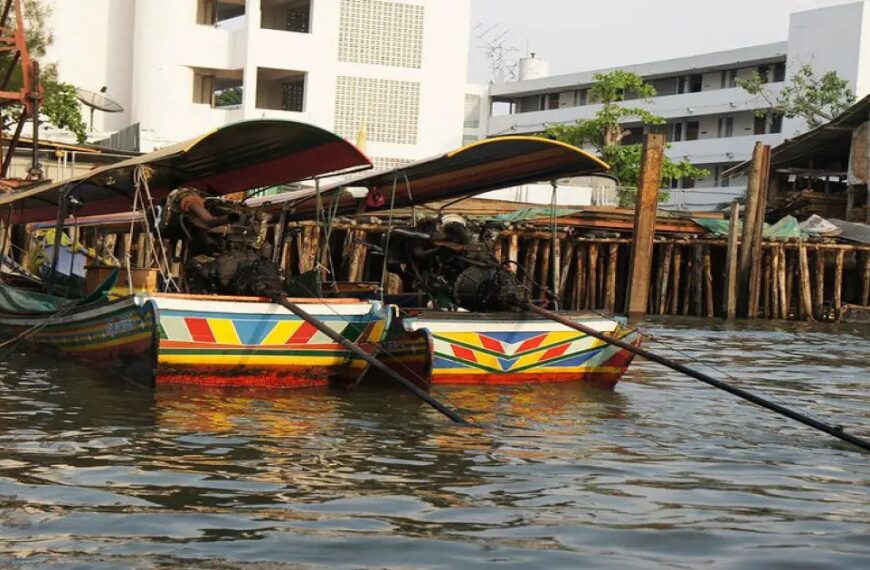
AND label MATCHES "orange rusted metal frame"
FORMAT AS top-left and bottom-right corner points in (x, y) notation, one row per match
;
(0, 0), (42, 180)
